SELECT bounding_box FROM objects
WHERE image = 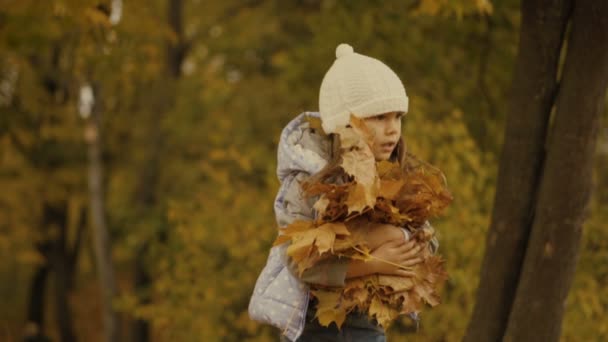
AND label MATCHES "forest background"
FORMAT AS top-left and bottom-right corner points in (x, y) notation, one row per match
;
(0, 0), (606, 341)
